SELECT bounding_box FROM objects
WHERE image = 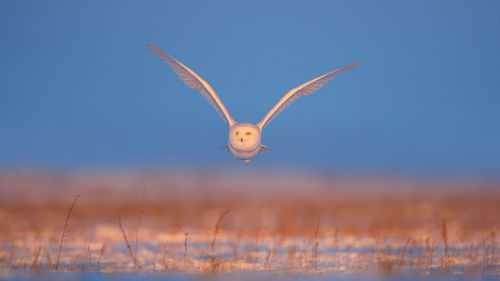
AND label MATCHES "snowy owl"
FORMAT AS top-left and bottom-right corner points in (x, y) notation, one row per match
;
(148, 44), (358, 163)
